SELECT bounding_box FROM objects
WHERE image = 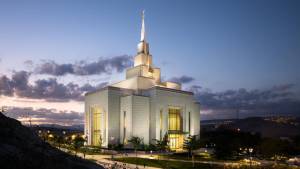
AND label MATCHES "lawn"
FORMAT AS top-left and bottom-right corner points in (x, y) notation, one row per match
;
(158, 152), (217, 161)
(112, 157), (299, 169)
(112, 157), (219, 169)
